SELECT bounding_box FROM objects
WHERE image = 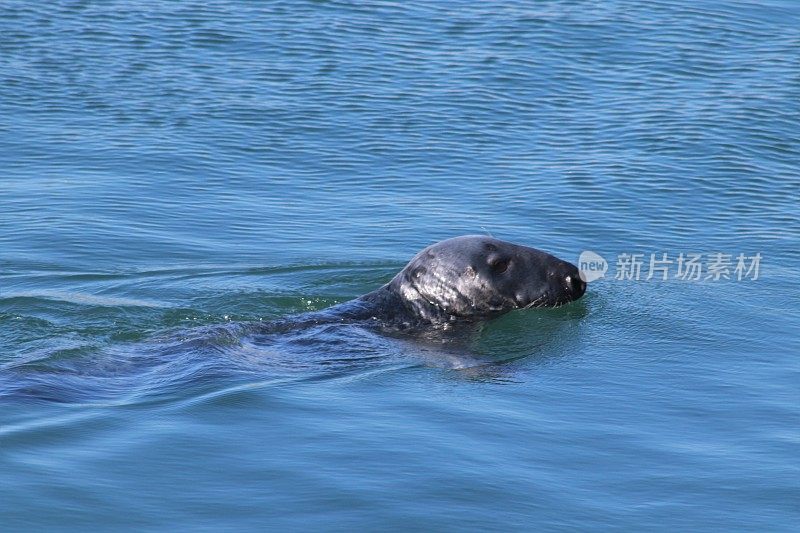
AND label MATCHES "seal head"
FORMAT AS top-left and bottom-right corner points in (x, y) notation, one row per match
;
(387, 235), (585, 323)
